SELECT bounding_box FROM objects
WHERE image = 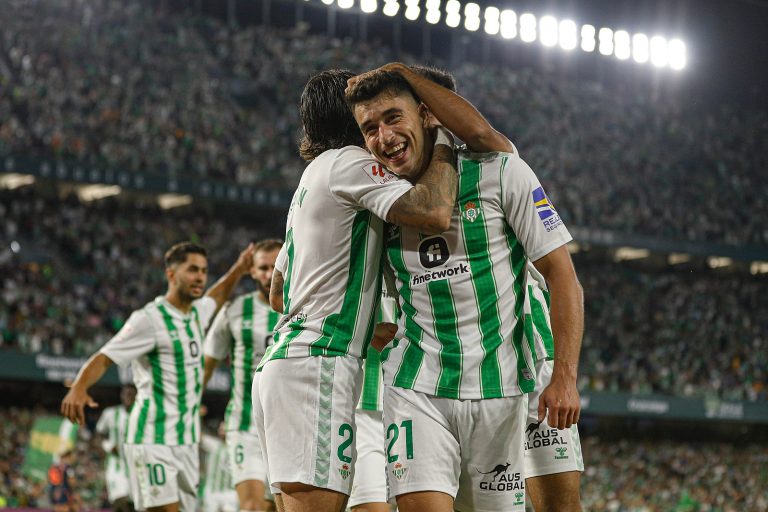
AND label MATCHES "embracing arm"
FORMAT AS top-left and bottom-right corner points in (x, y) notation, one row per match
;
(270, 270), (285, 314)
